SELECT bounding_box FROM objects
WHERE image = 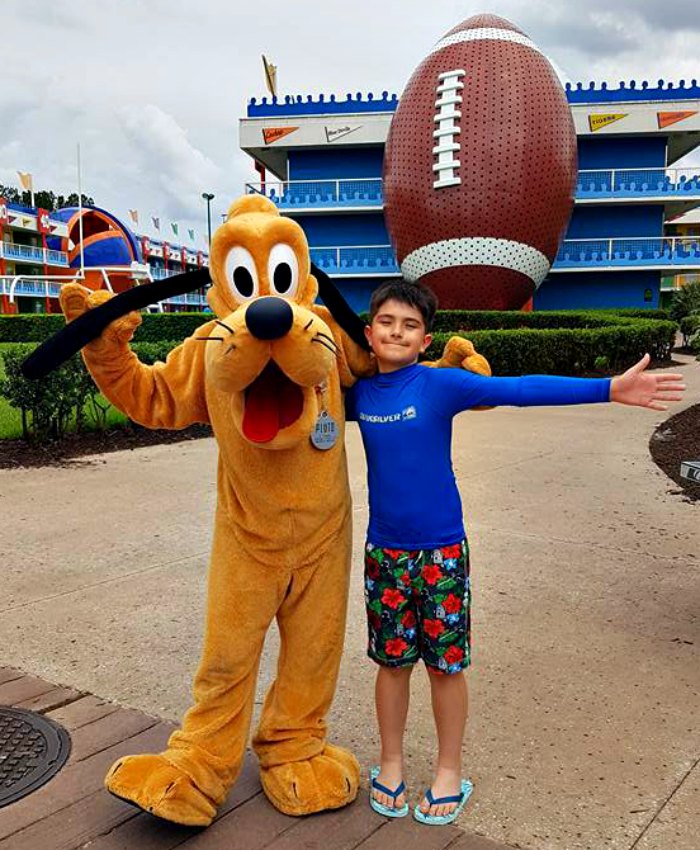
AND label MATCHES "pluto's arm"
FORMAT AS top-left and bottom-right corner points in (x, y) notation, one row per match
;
(423, 336), (491, 376)
(422, 336), (493, 411)
(60, 284), (211, 429)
